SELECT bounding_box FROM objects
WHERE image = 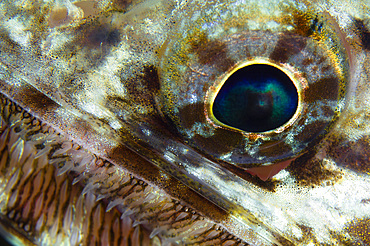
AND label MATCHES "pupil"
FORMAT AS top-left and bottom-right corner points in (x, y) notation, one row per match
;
(212, 64), (298, 132)
(245, 91), (273, 120)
